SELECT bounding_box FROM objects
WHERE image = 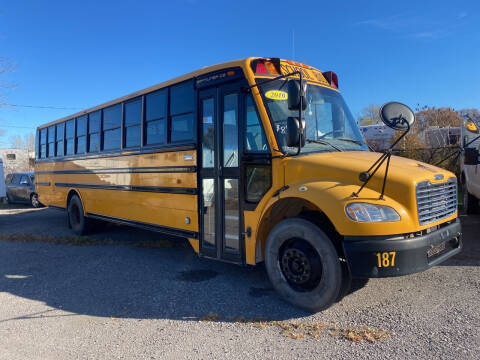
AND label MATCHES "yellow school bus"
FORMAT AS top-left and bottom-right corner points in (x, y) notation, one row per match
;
(35, 57), (462, 311)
